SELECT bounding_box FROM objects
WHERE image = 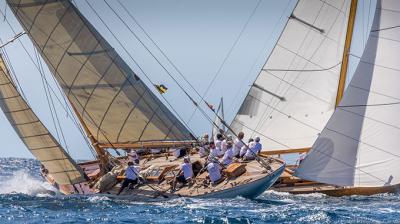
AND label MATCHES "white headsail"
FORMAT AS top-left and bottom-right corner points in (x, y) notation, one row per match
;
(230, 0), (352, 151)
(296, 0), (400, 187)
(0, 54), (85, 185)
